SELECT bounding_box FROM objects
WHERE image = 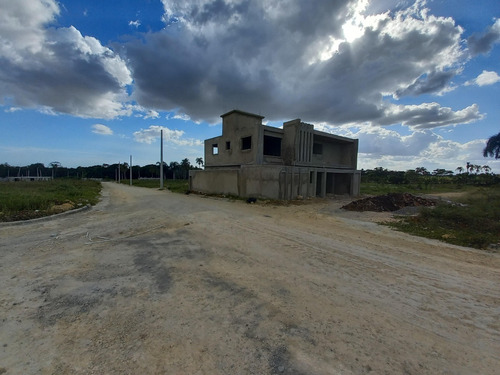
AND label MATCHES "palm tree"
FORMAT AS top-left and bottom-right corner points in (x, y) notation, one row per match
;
(180, 158), (191, 179)
(169, 161), (179, 179)
(50, 161), (61, 179)
(483, 132), (500, 159)
(466, 162), (474, 173)
(195, 157), (204, 168)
